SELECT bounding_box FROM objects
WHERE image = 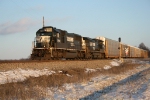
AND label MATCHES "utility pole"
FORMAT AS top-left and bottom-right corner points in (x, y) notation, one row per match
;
(43, 16), (44, 27)
(118, 37), (121, 60)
